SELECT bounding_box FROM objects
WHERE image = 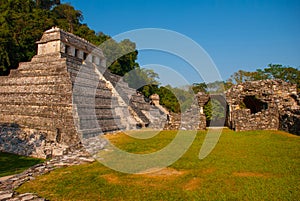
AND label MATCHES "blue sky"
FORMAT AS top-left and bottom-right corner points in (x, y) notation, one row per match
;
(61, 0), (300, 85)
